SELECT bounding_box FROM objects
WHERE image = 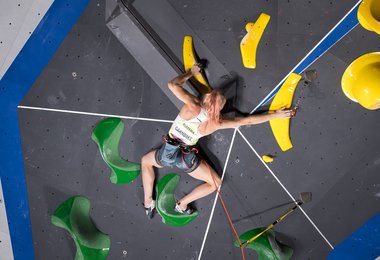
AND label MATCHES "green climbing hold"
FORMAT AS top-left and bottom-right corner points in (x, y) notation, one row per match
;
(91, 117), (140, 184)
(156, 173), (199, 227)
(234, 228), (293, 260)
(51, 196), (111, 260)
